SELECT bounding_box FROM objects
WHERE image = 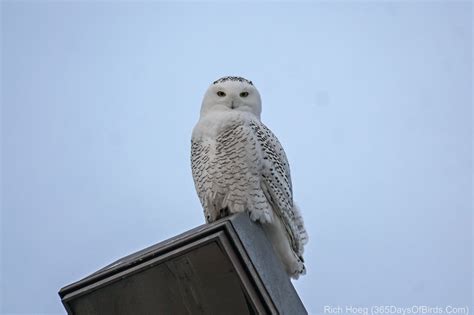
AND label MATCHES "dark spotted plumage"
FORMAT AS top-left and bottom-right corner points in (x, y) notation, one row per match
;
(213, 76), (253, 86)
(191, 119), (273, 224)
(191, 77), (308, 278)
(249, 121), (307, 257)
(191, 115), (307, 259)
